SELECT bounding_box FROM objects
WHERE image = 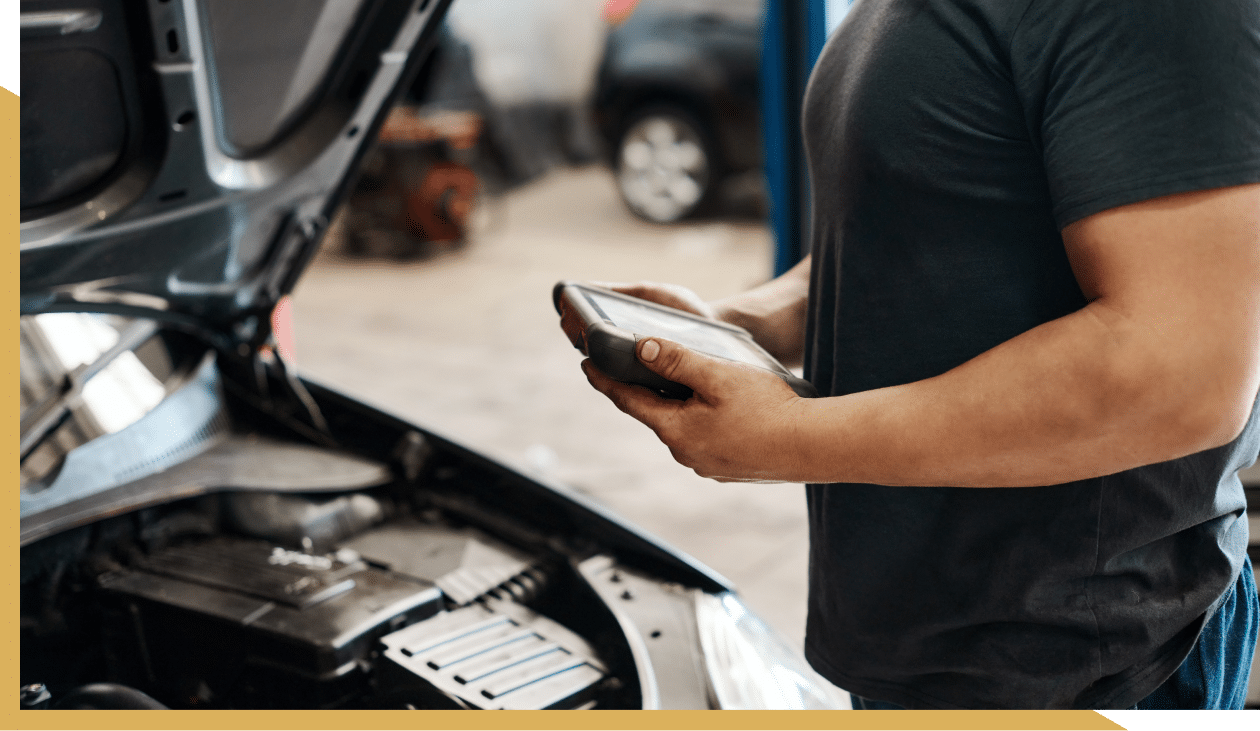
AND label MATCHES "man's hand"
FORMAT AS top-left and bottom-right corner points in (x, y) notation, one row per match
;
(558, 281), (720, 354)
(581, 337), (806, 482)
(597, 256), (814, 365)
(577, 183), (1260, 488)
(594, 281), (718, 319)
